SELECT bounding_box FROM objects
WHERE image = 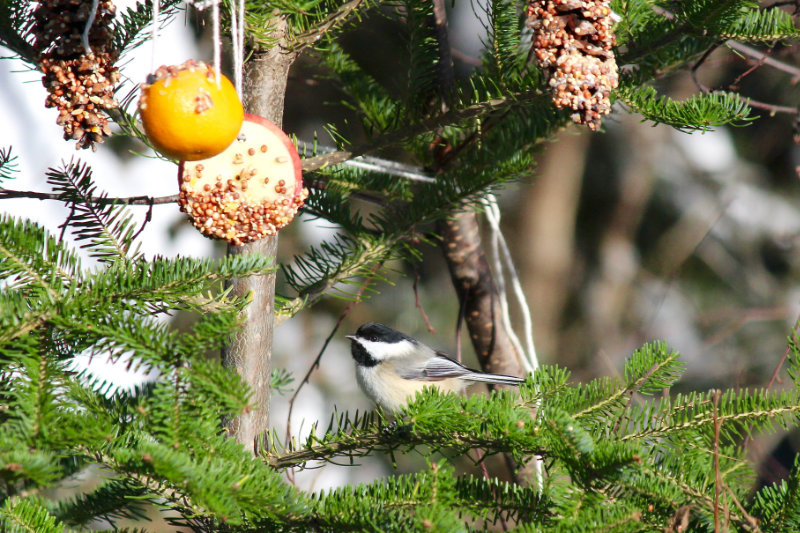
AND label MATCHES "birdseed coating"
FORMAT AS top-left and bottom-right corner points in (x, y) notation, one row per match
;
(178, 120), (308, 246)
(527, 0), (619, 131)
(33, 0), (119, 150)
